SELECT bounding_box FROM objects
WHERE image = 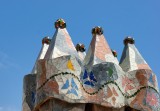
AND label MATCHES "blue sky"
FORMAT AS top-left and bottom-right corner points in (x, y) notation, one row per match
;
(0, 0), (160, 111)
